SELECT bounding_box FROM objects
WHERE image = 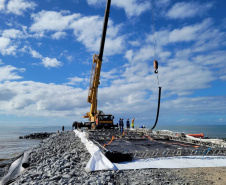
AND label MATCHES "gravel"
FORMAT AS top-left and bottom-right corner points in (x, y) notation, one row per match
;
(4, 131), (208, 185)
